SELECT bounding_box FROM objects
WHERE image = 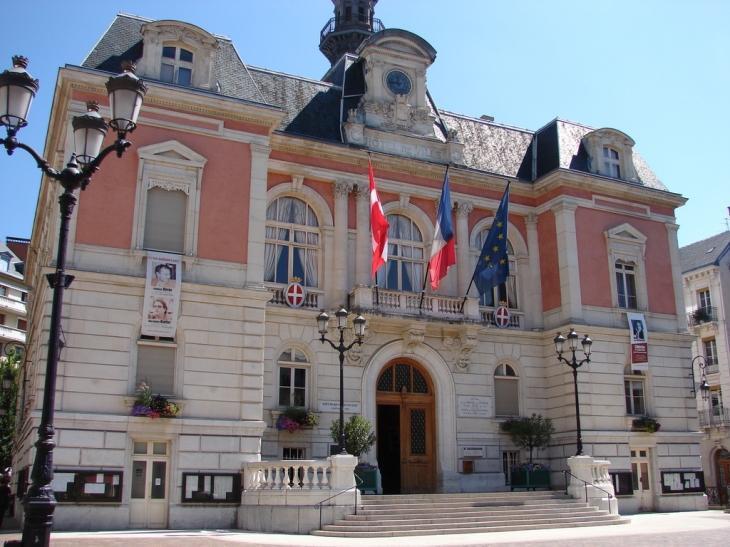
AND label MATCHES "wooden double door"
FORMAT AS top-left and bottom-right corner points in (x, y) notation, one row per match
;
(376, 360), (435, 494)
